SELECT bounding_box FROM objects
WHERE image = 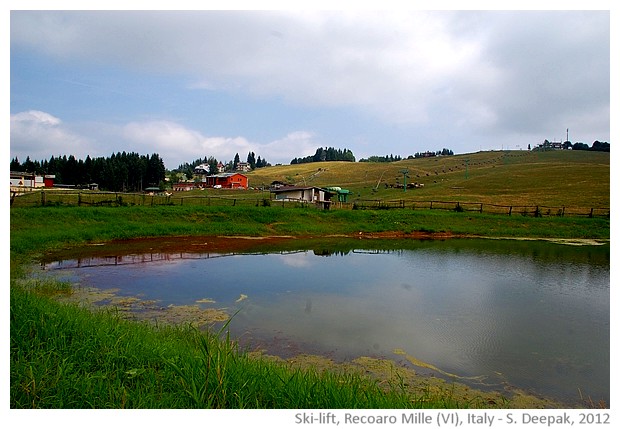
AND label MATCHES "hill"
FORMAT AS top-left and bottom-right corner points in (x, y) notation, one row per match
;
(245, 150), (609, 208)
